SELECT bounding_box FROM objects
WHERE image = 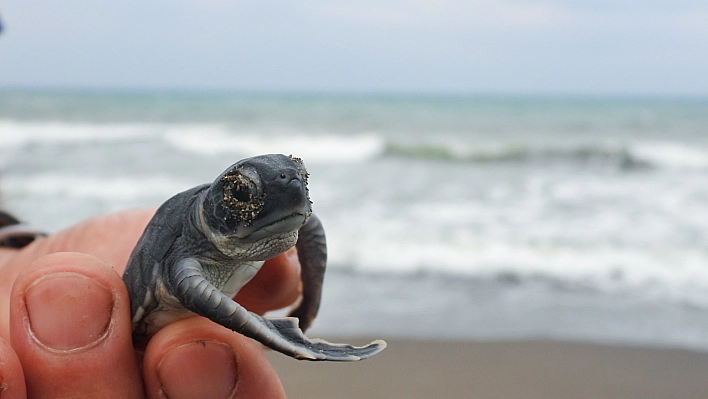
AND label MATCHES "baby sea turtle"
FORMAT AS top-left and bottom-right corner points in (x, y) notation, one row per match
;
(122, 154), (385, 361)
